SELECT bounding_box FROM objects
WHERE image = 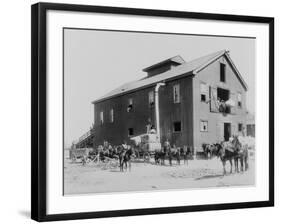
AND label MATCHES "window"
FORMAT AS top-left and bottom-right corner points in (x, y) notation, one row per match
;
(148, 91), (154, 107)
(217, 88), (229, 102)
(217, 88), (231, 113)
(100, 111), (104, 124)
(238, 123), (243, 132)
(200, 83), (208, 102)
(220, 63), (226, 82)
(110, 109), (114, 123)
(128, 128), (134, 136)
(127, 98), (133, 112)
(237, 93), (242, 108)
(173, 121), (181, 132)
(173, 84), (180, 103)
(200, 120), (208, 132)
